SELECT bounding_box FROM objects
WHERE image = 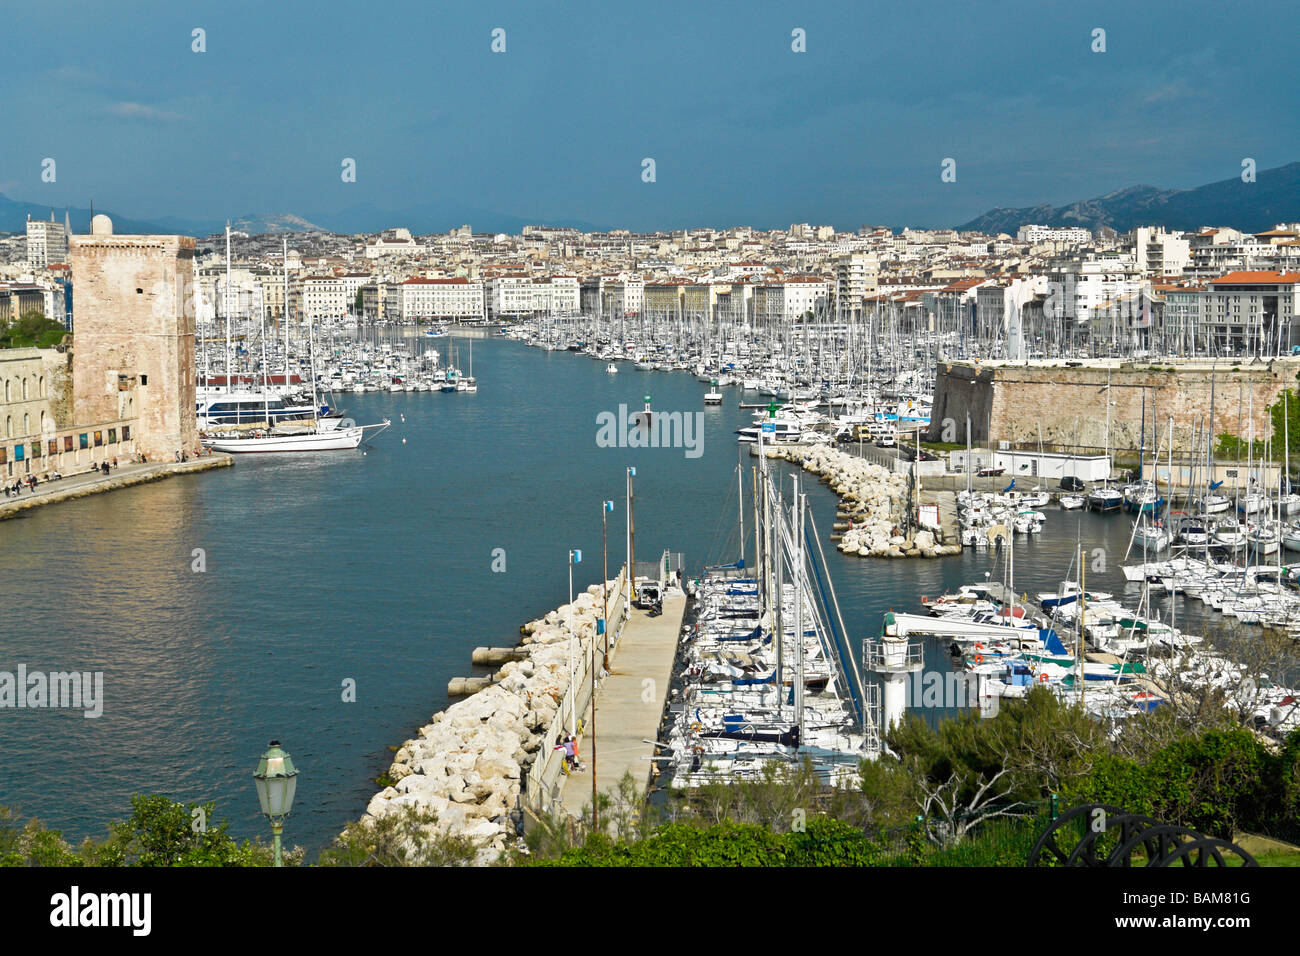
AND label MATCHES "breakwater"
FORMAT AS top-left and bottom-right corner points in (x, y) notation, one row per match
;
(362, 570), (628, 861)
(763, 444), (961, 558)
